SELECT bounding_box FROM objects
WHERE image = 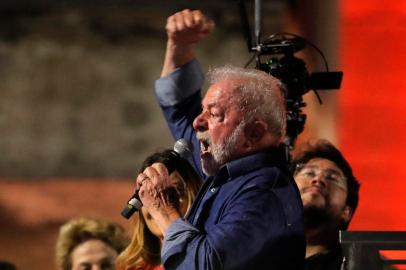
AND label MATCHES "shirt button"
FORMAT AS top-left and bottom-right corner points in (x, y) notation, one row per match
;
(210, 188), (216, 193)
